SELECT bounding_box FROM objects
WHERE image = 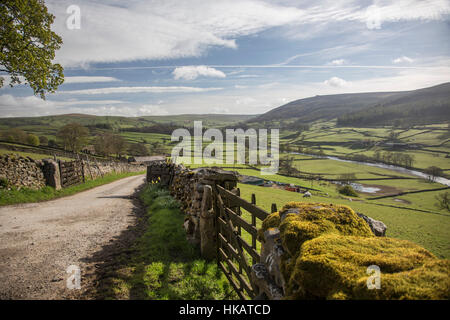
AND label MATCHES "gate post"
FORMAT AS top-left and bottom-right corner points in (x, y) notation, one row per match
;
(200, 185), (216, 260)
(42, 159), (62, 190)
